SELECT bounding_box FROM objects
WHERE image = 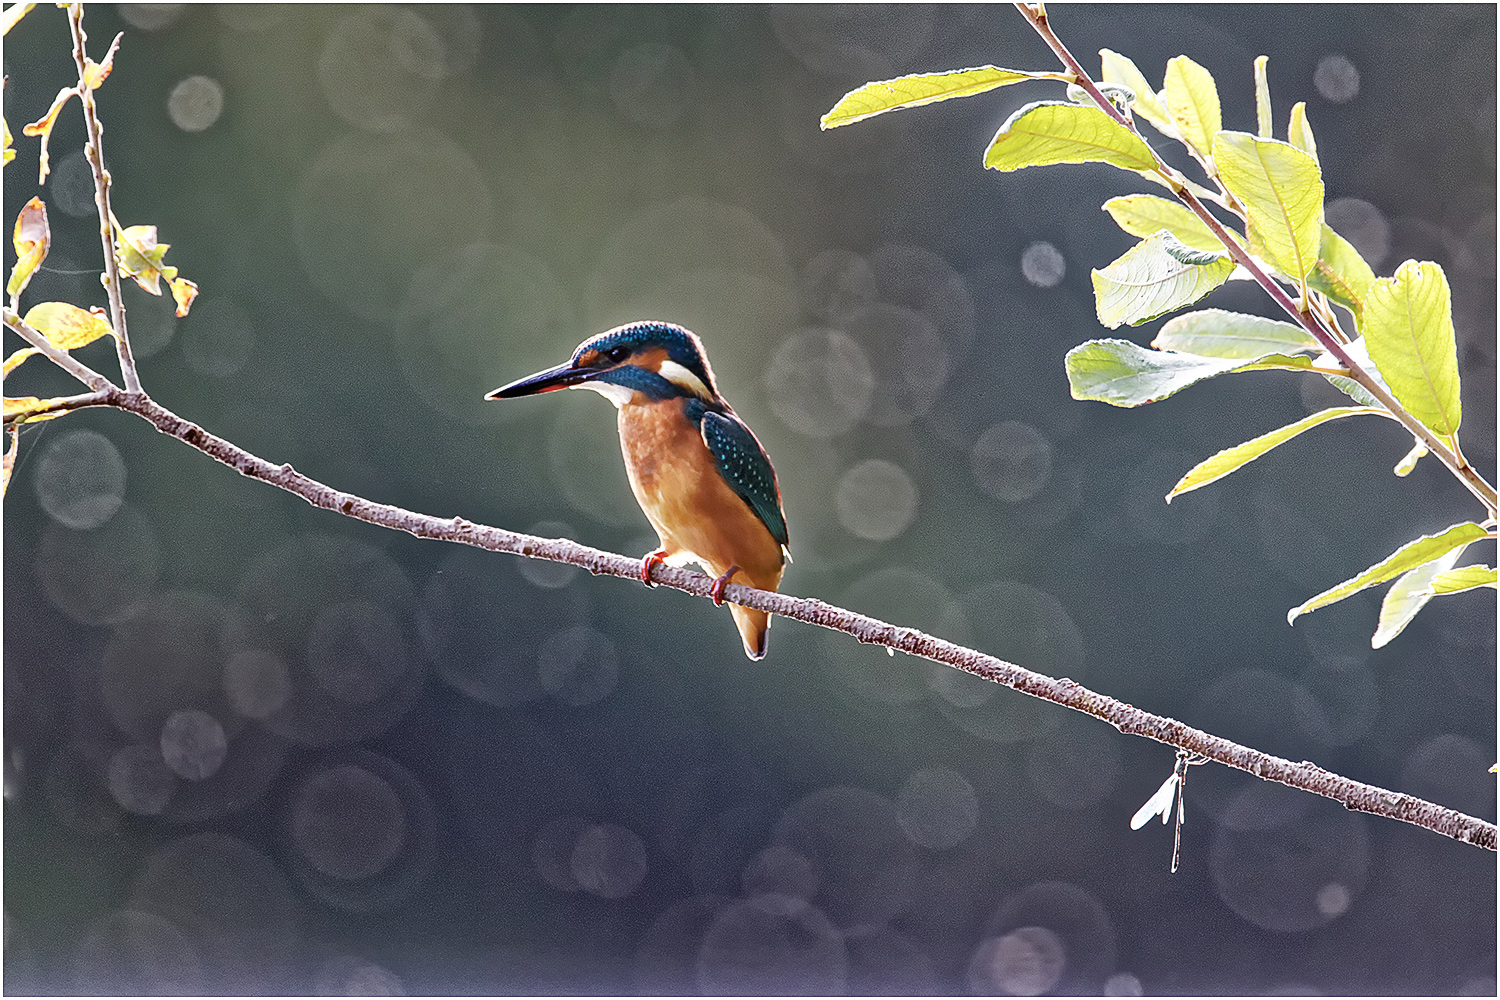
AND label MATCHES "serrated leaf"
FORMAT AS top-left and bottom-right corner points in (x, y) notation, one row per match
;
(1099, 48), (1173, 134)
(1212, 131), (1324, 280)
(1428, 565), (1498, 595)
(1065, 338), (1315, 407)
(22, 301), (114, 349)
(1152, 308), (1319, 359)
(1287, 101), (1318, 164)
(1167, 406), (1386, 502)
(1161, 56), (1222, 158)
(1253, 56), (1272, 138)
(7, 195), (50, 298)
(984, 101), (1156, 173)
(1361, 260), (1460, 436)
(1309, 225), (1375, 318)
(3, 347), (40, 377)
(1372, 546), (1467, 648)
(1091, 230), (1235, 328)
(1288, 521), (1489, 625)
(21, 85), (79, 184)
(820, 66), (1061, 129)
(1101, 194), (1224, 253)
